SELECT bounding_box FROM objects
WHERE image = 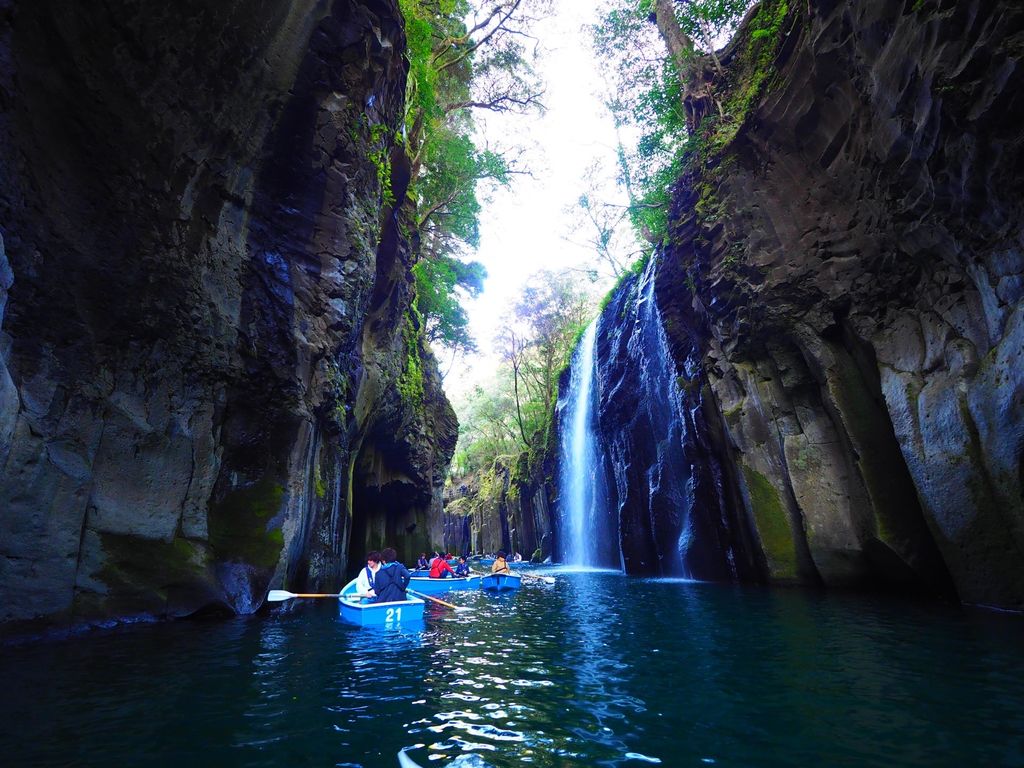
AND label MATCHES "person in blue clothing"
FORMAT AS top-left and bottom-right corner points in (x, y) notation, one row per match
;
(416, 552), (429, 570)
(373, 547), (411, 603)
(454, 556), (470, 577)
